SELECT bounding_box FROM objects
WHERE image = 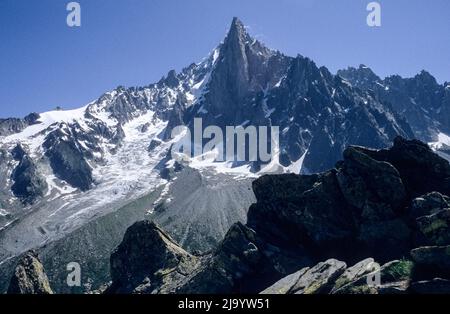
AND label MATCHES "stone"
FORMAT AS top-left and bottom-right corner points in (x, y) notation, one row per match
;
(7, 250), (53, 294)
(416, 209), (450, 246)
(410, 246), (450, 279)
(333, 260), (413, 294)
(409, 192), (450, 219)
(260, 267), (309, 294)
(290, 259), (346, 294)
(331, 258), (379, 293)
(11, 155), (47, 204)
